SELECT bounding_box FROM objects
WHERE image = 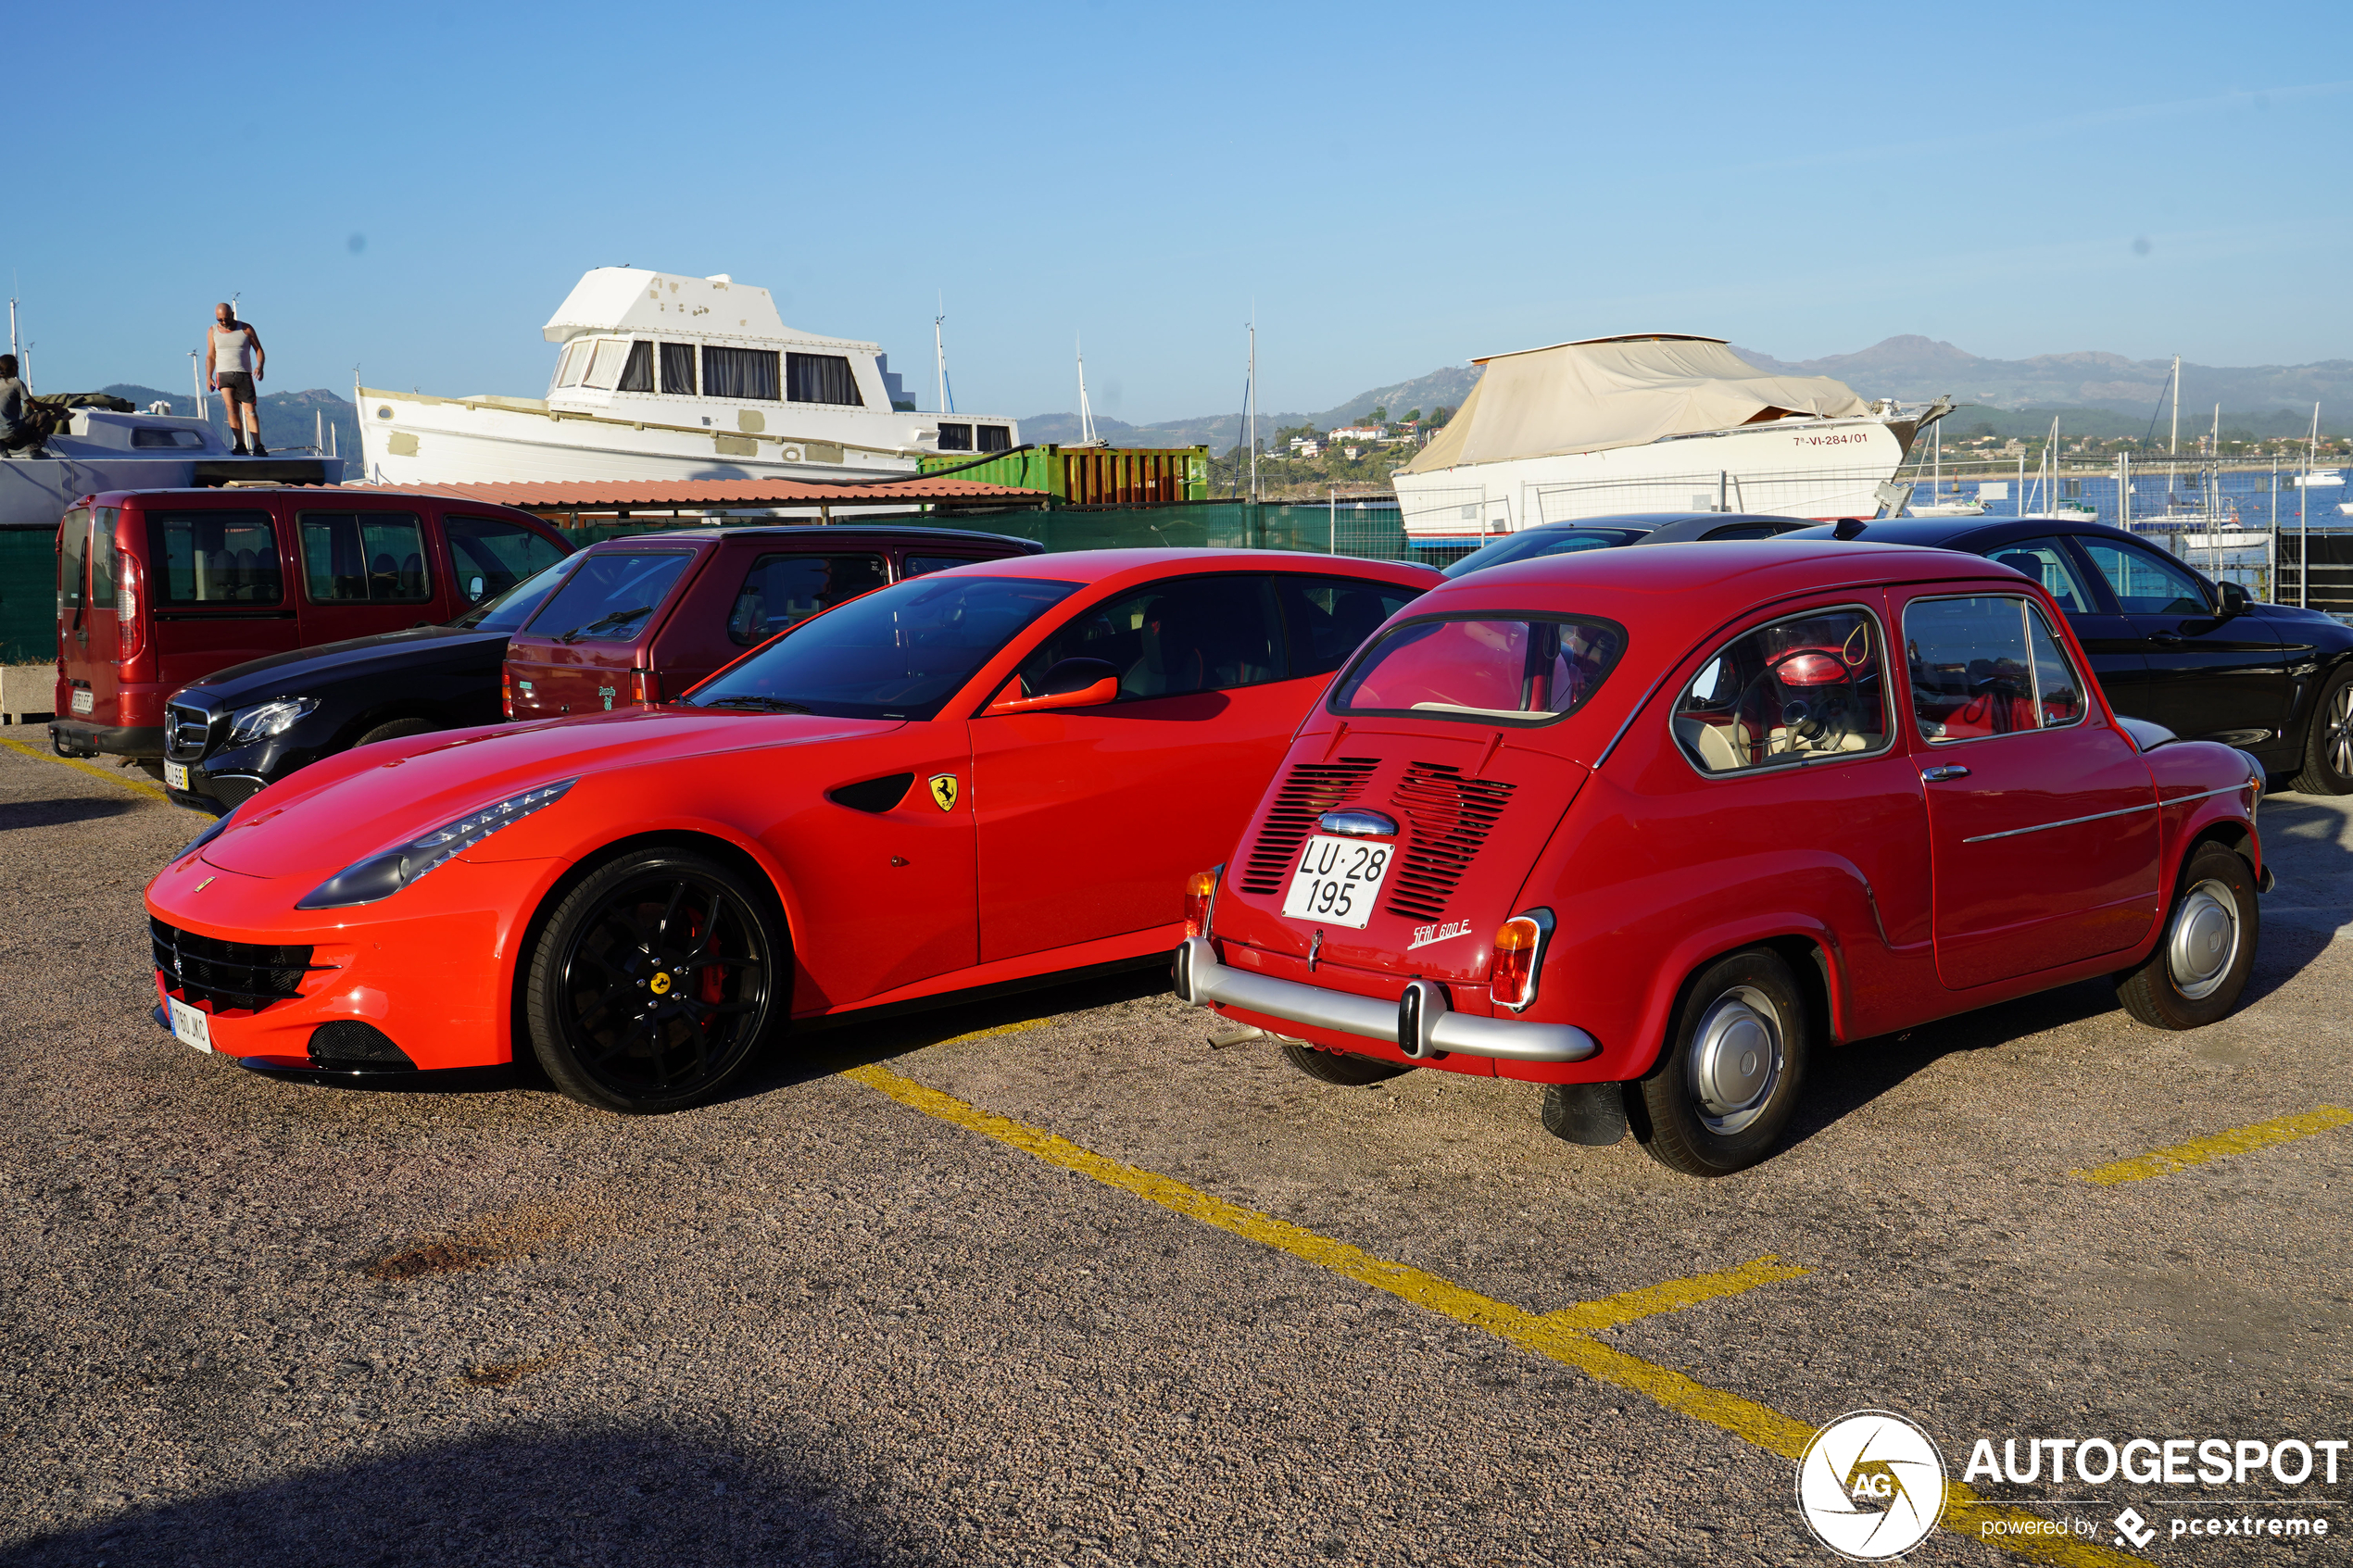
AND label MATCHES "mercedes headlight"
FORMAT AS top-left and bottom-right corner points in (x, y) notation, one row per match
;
(225, 697), (320, 746)
(295, 779), (577, 909)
